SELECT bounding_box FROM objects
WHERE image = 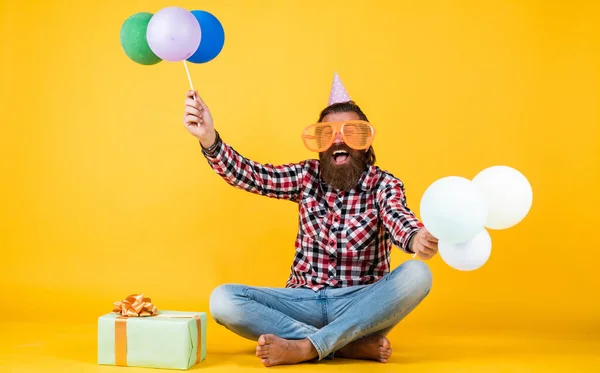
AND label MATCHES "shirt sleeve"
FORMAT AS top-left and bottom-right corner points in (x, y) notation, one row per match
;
(200, 133), (305, 202)
(376, 176), (424, 253)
